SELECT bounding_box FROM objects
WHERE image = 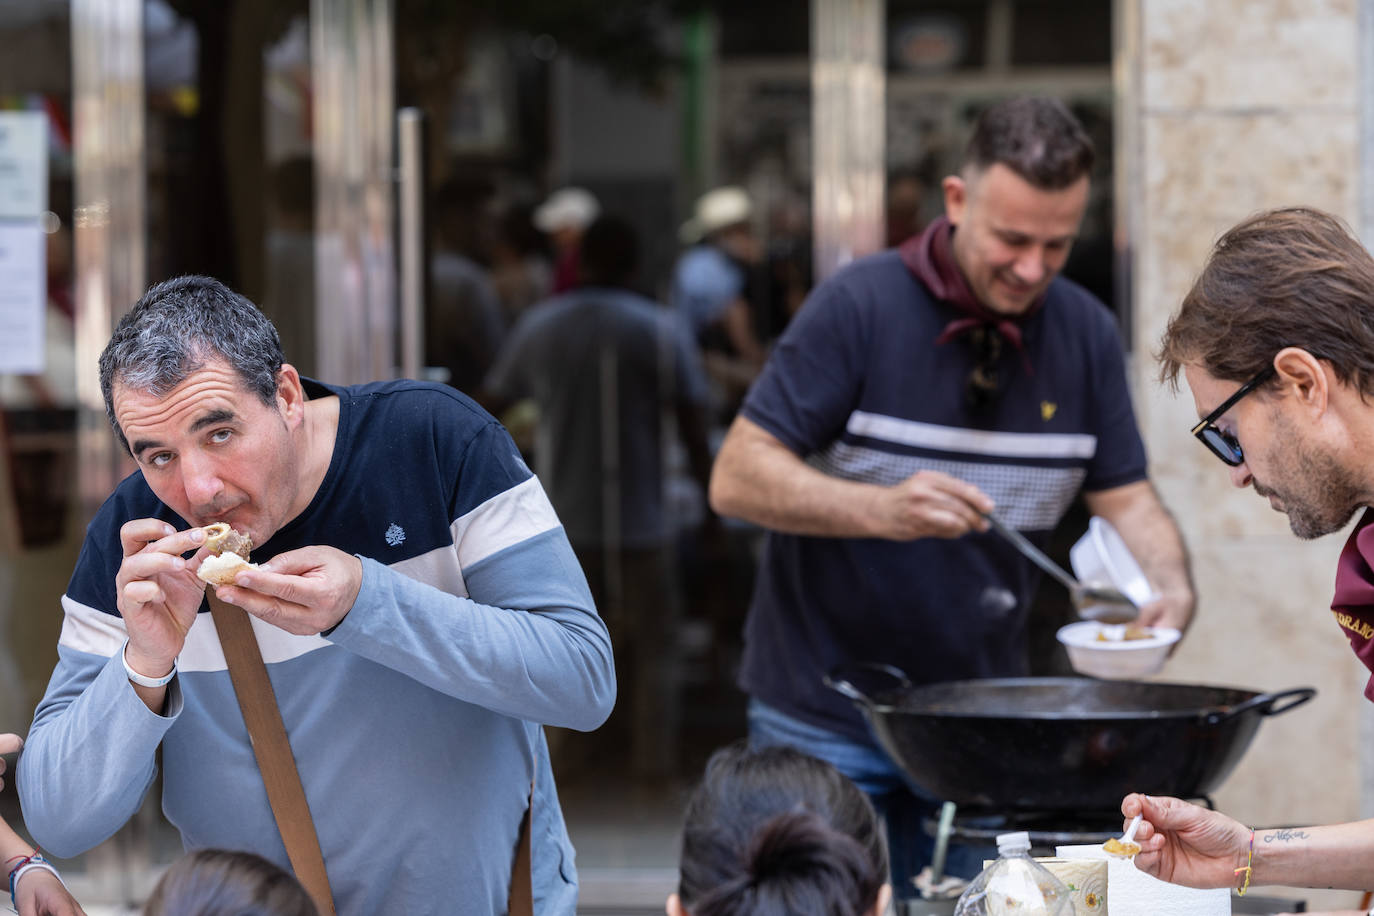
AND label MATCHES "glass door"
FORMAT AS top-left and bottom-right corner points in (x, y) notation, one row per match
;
(1, 0), (401, 904)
